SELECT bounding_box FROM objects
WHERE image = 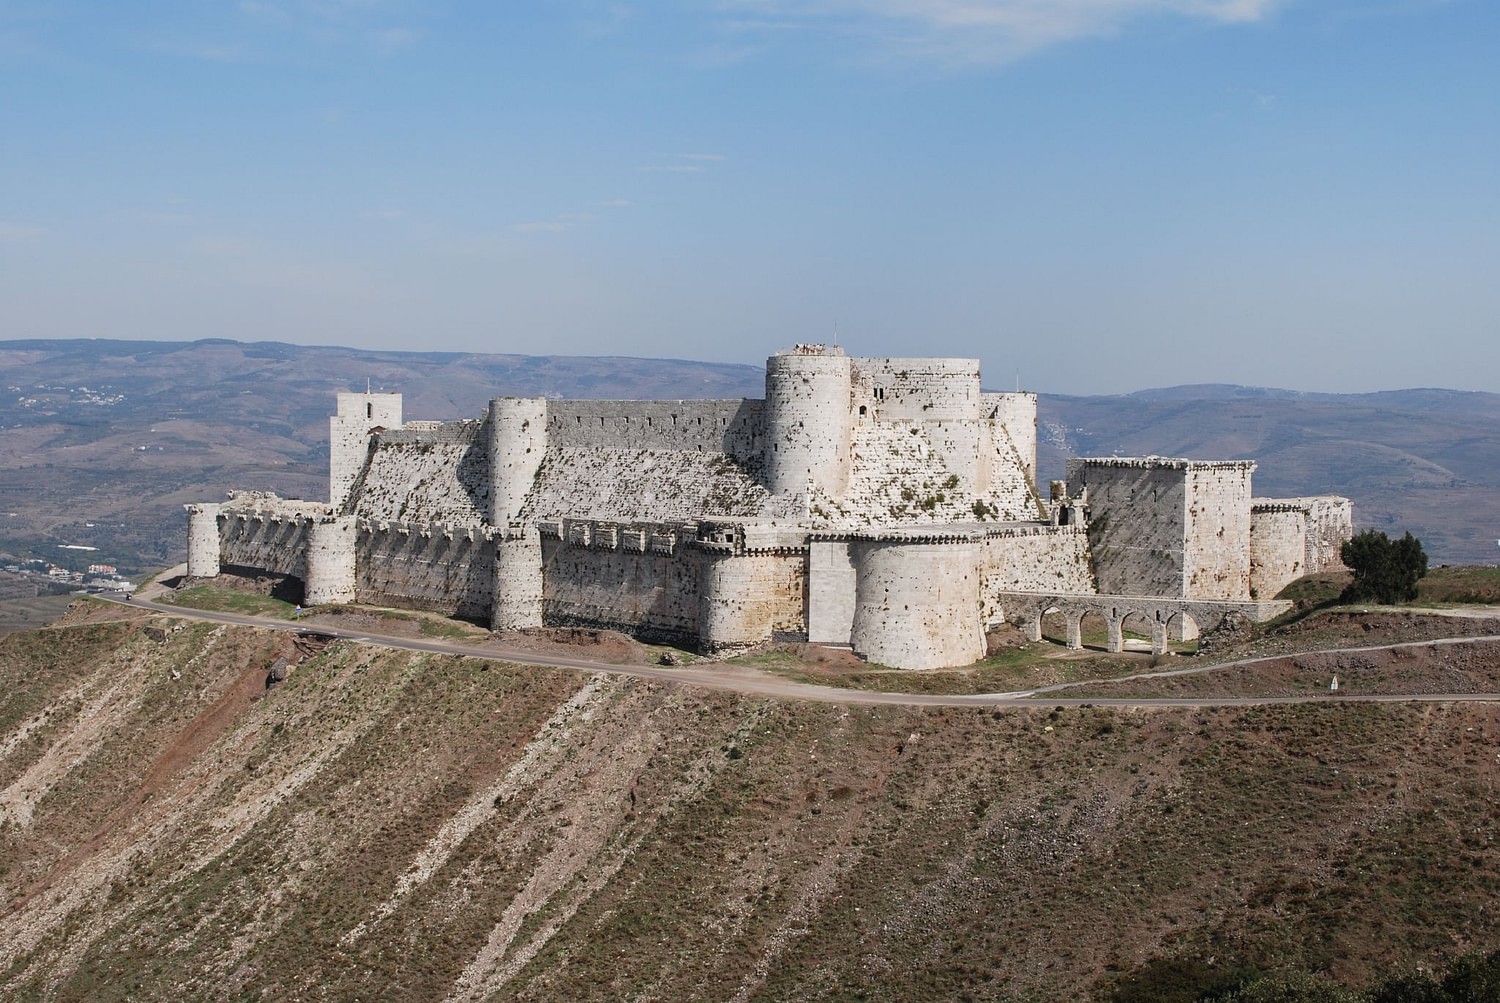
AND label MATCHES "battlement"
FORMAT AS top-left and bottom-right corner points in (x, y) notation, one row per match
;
(182, 353), (1351, 671)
